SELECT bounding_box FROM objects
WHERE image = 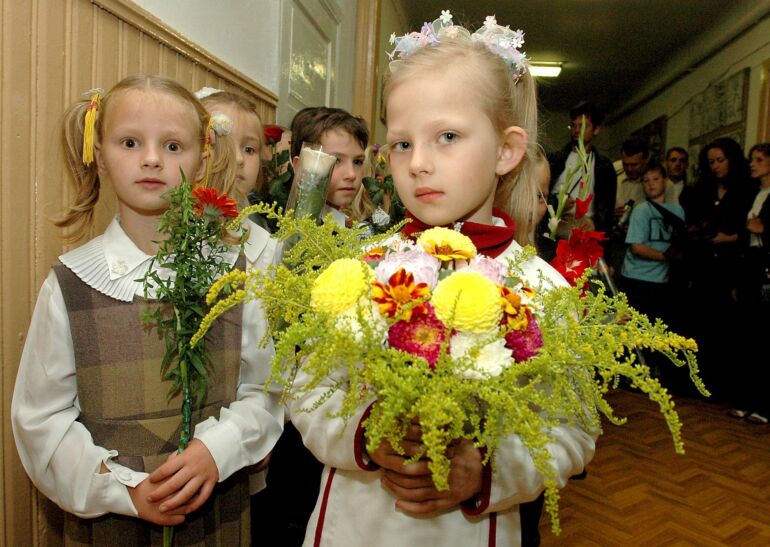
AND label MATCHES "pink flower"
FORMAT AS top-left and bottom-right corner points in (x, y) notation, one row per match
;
(375, 248), (441, 288)
(504, 315), (543, 362)
(464, 256), (507, 285)
(388, 304), (447, 369)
